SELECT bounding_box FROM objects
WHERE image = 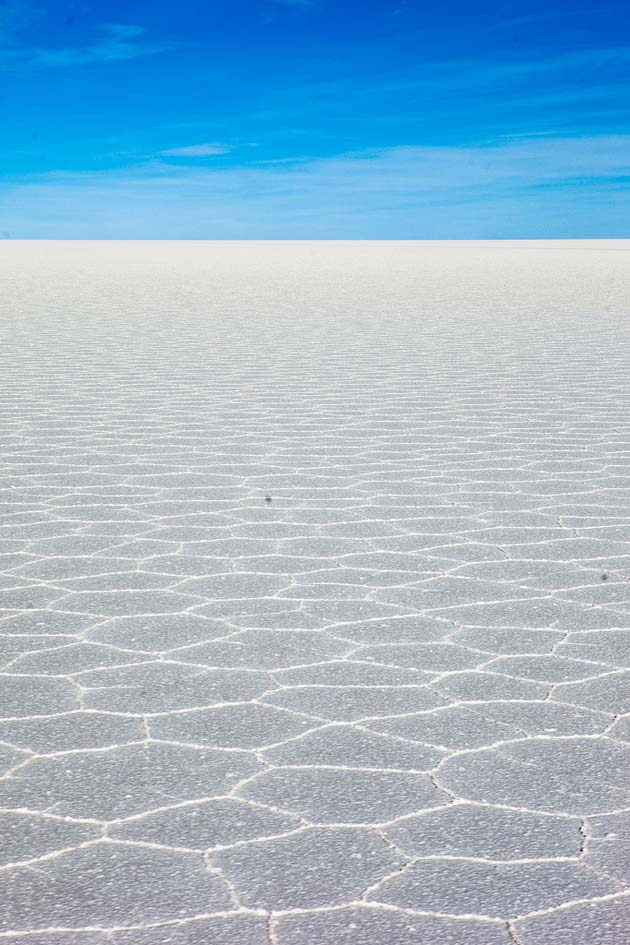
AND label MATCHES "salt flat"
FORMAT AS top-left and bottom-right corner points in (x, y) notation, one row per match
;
(1, 240), (629, 944)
